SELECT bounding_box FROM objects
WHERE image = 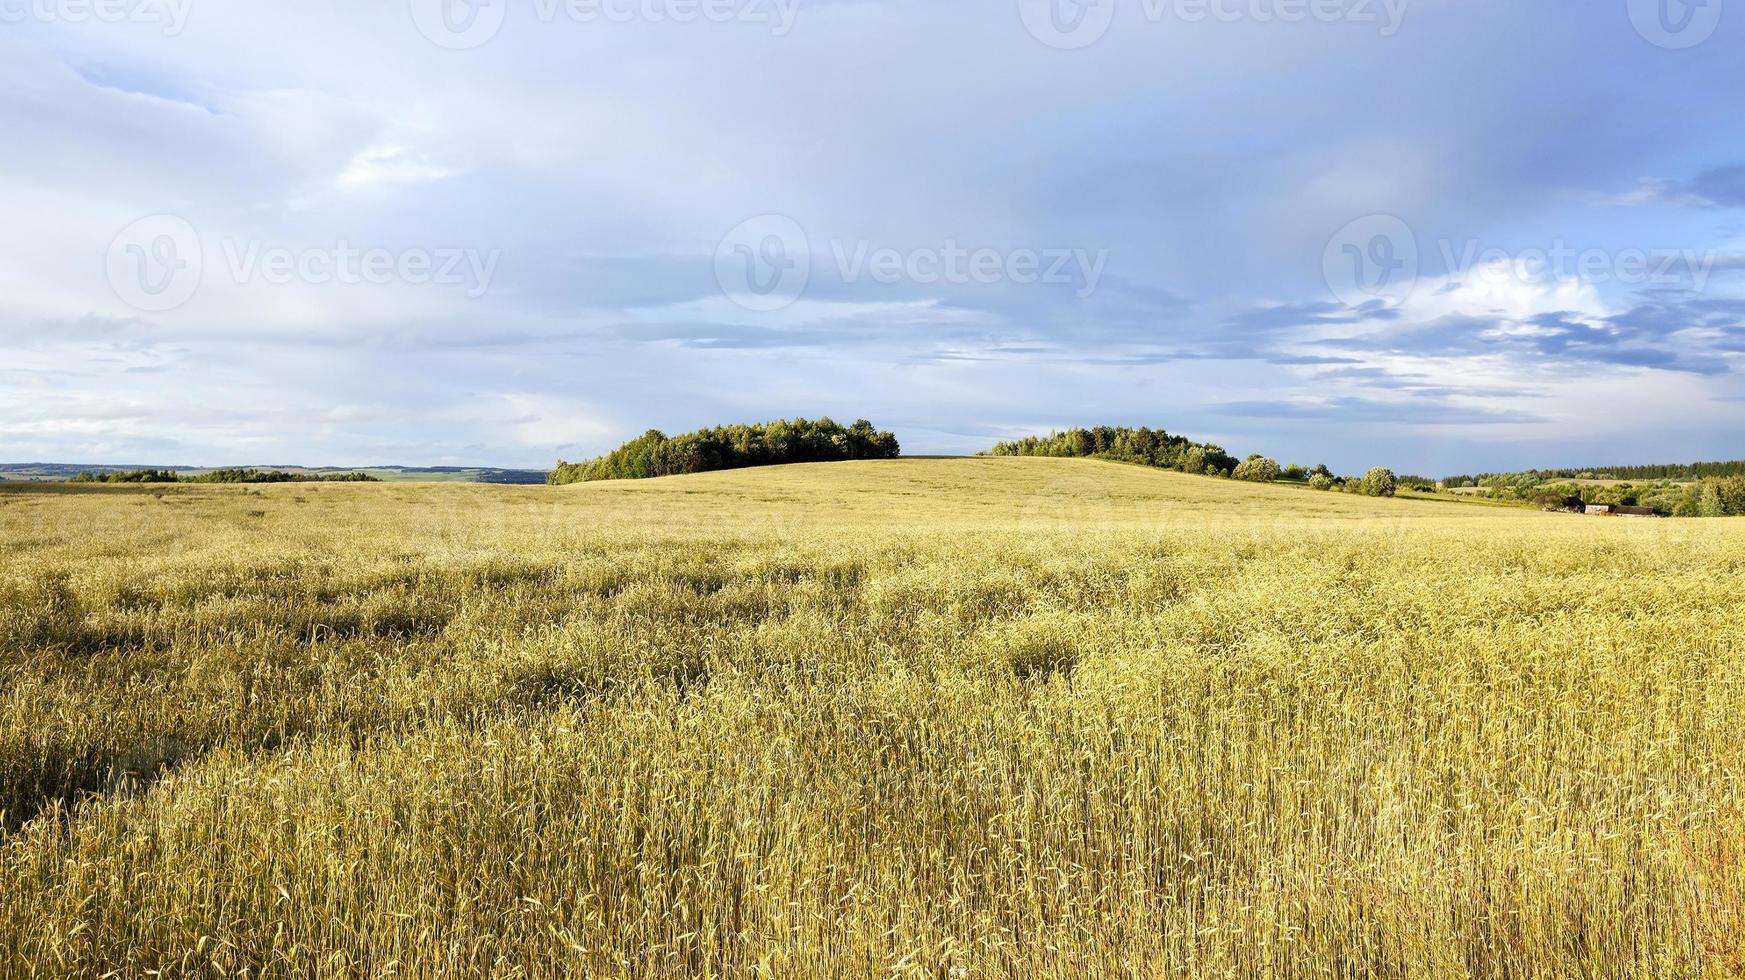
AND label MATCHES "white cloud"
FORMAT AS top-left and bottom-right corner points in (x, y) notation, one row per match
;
(1404, 259), (1610, 323)
(495, 395), (618, 451)
(3, 0), (1744, 472)
(338, 144), (459, 190)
